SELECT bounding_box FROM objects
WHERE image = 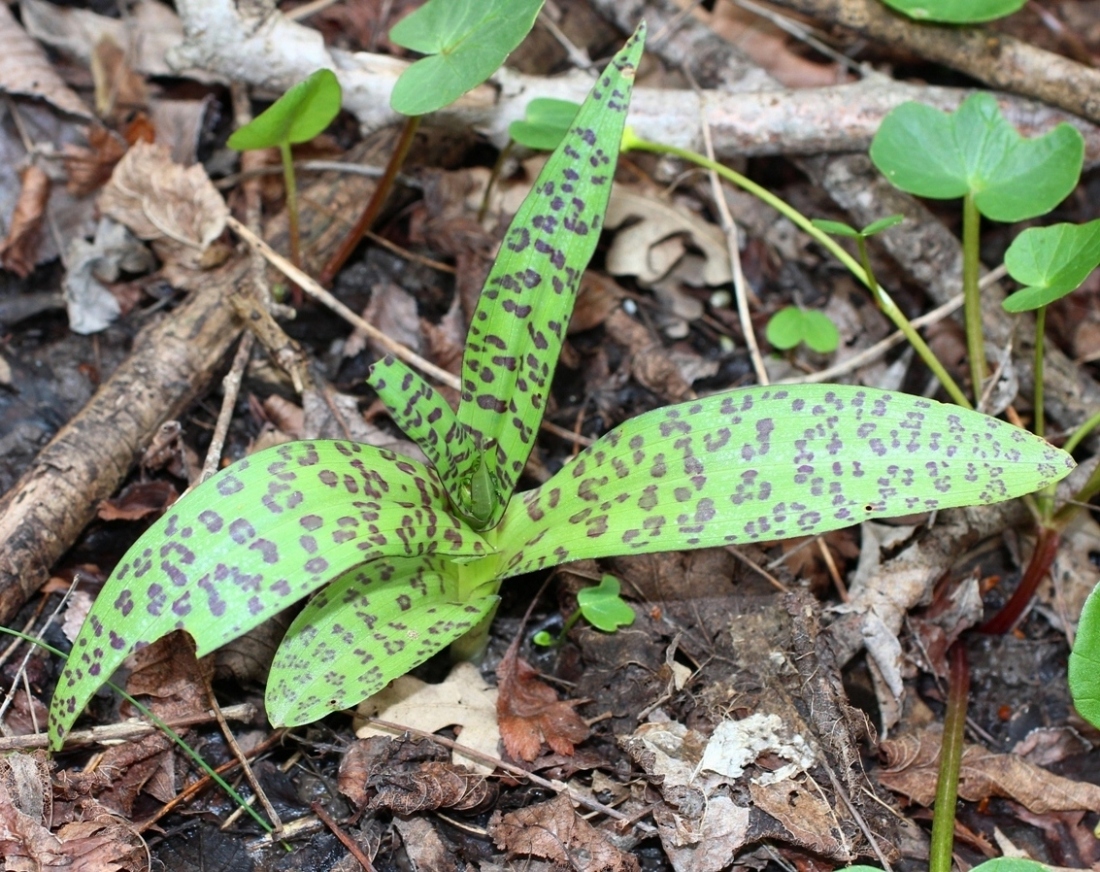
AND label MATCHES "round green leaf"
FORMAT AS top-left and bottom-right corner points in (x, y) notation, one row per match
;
(1003, 220), (1100, 313)
(870, 93), (1083, 222)
(389, 0), (545, 116)
(878, 0), (1025, 22)
(227, 69), (342, 151)
(972, 860), (1053, 872)
(766, 306), (840, 354)
(1069, 581), (1100, 730)
(576, 574), (635, 632)
(510, 98), (581, 151)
